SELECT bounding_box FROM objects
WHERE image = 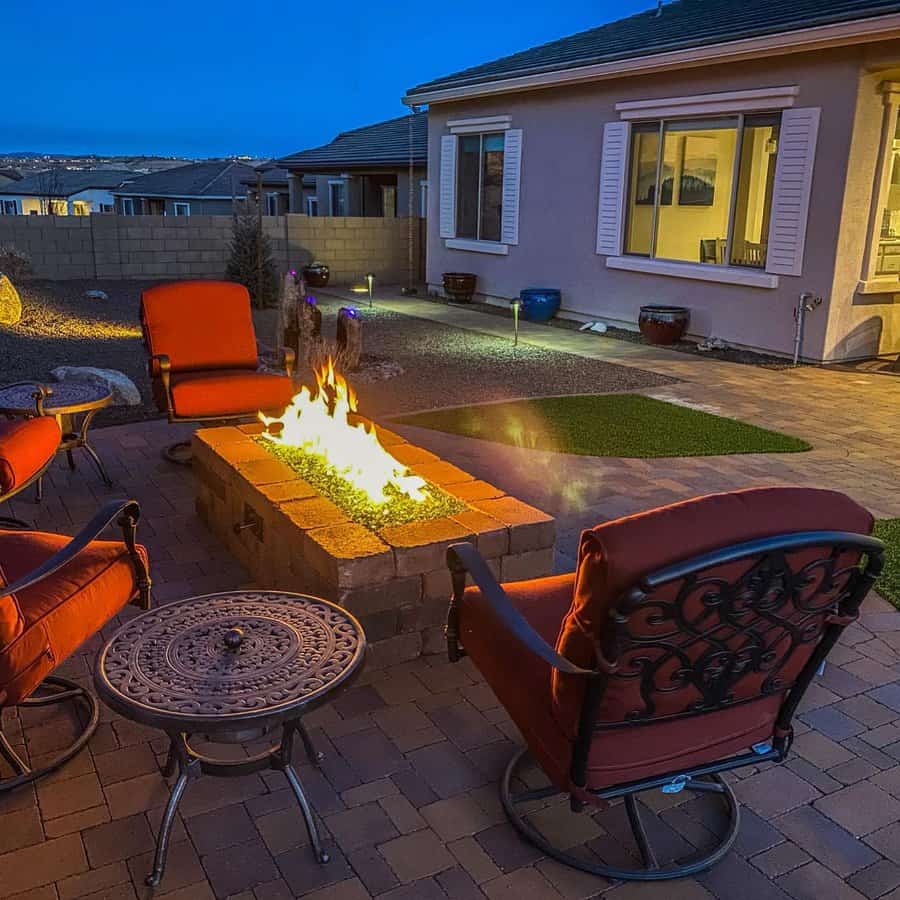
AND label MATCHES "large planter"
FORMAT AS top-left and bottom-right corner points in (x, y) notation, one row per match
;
(519, 288), (561, 324)
(442, 272), (476, 303)
(302, 263), (330, 288)
(638, 305), (690, 345)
